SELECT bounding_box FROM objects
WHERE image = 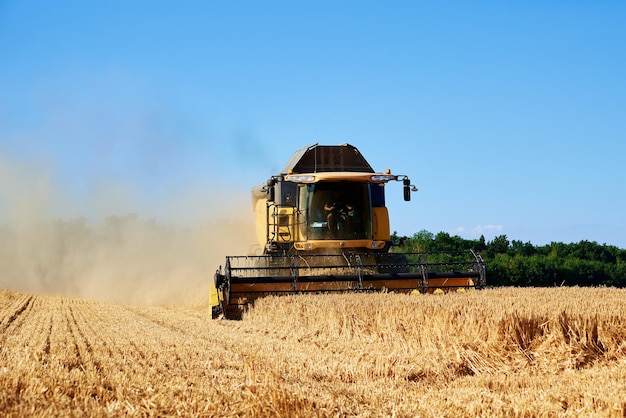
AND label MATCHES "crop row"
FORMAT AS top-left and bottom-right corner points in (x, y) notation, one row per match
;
(1, 287), (625, 417)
